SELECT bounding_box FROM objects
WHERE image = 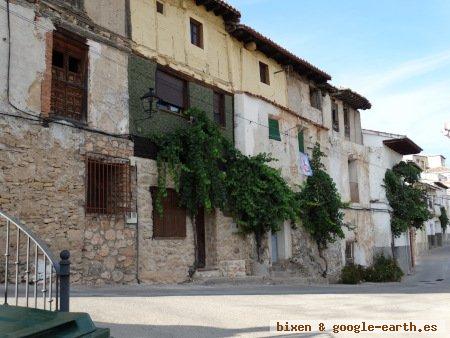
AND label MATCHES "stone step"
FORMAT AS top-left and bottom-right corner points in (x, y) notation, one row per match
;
(194, 268), (222, 279)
